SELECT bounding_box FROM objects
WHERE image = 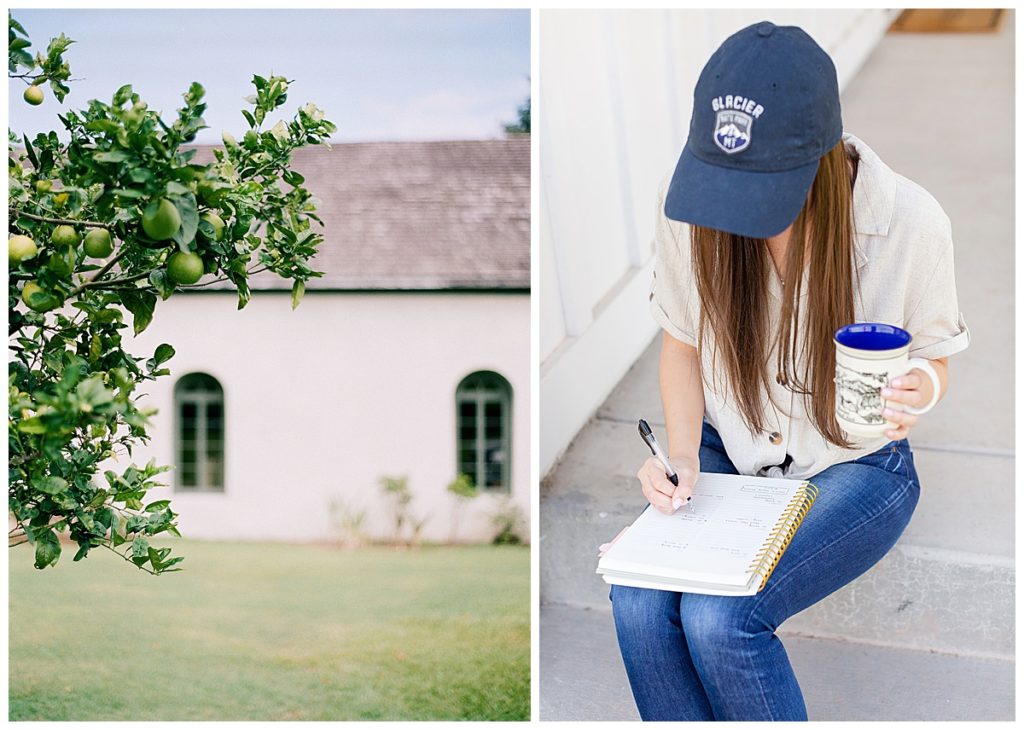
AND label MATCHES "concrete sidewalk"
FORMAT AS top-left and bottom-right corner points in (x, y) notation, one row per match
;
(541, 604), (1014, 721)
(540, 17), (1015, 722)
